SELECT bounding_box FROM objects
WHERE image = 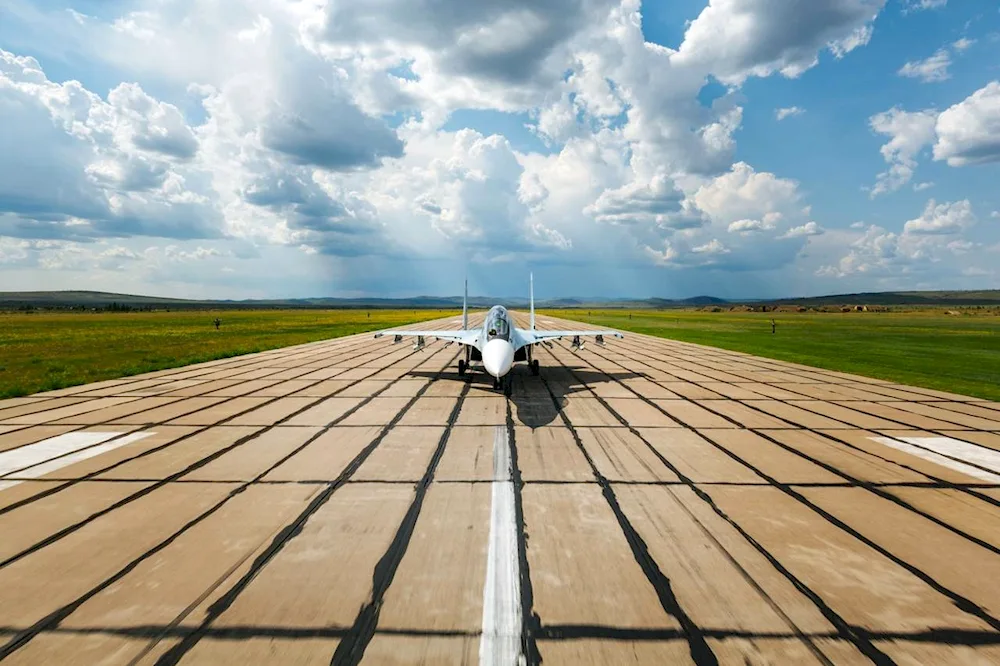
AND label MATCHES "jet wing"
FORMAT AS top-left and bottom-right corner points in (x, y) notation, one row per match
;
(374, 330), (480, 346)
(520, 329), (623, 344)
